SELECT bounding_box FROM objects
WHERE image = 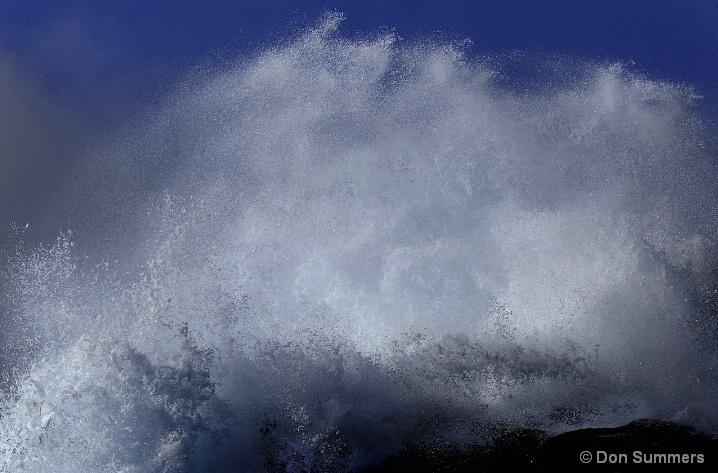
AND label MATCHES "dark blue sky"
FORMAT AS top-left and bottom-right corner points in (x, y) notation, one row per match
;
(1, 0), (717, 123)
